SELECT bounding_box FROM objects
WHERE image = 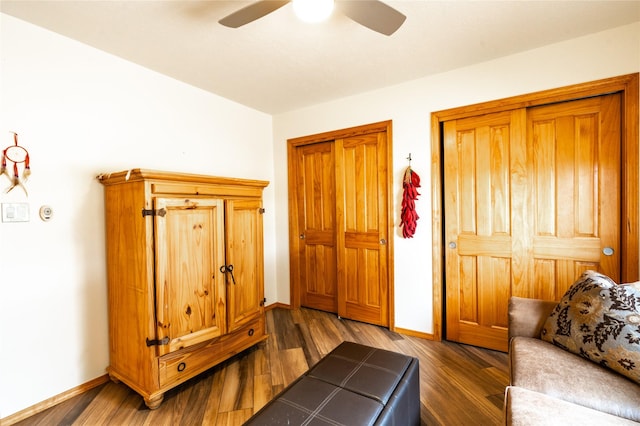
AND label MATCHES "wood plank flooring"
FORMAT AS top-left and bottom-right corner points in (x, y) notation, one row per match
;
(14, 307), (509, 425)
